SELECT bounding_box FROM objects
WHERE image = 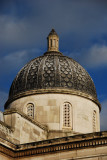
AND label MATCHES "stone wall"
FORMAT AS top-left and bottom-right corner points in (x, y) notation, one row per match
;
(8, 93), (100, 138)
(0, 120), (12, 142)
(3, 109), (47, 144)
(0, 154), (14, 160)
(0, 111), (4, 121)
(18, 146), (107, 160)
(0, 131), (107, 160)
